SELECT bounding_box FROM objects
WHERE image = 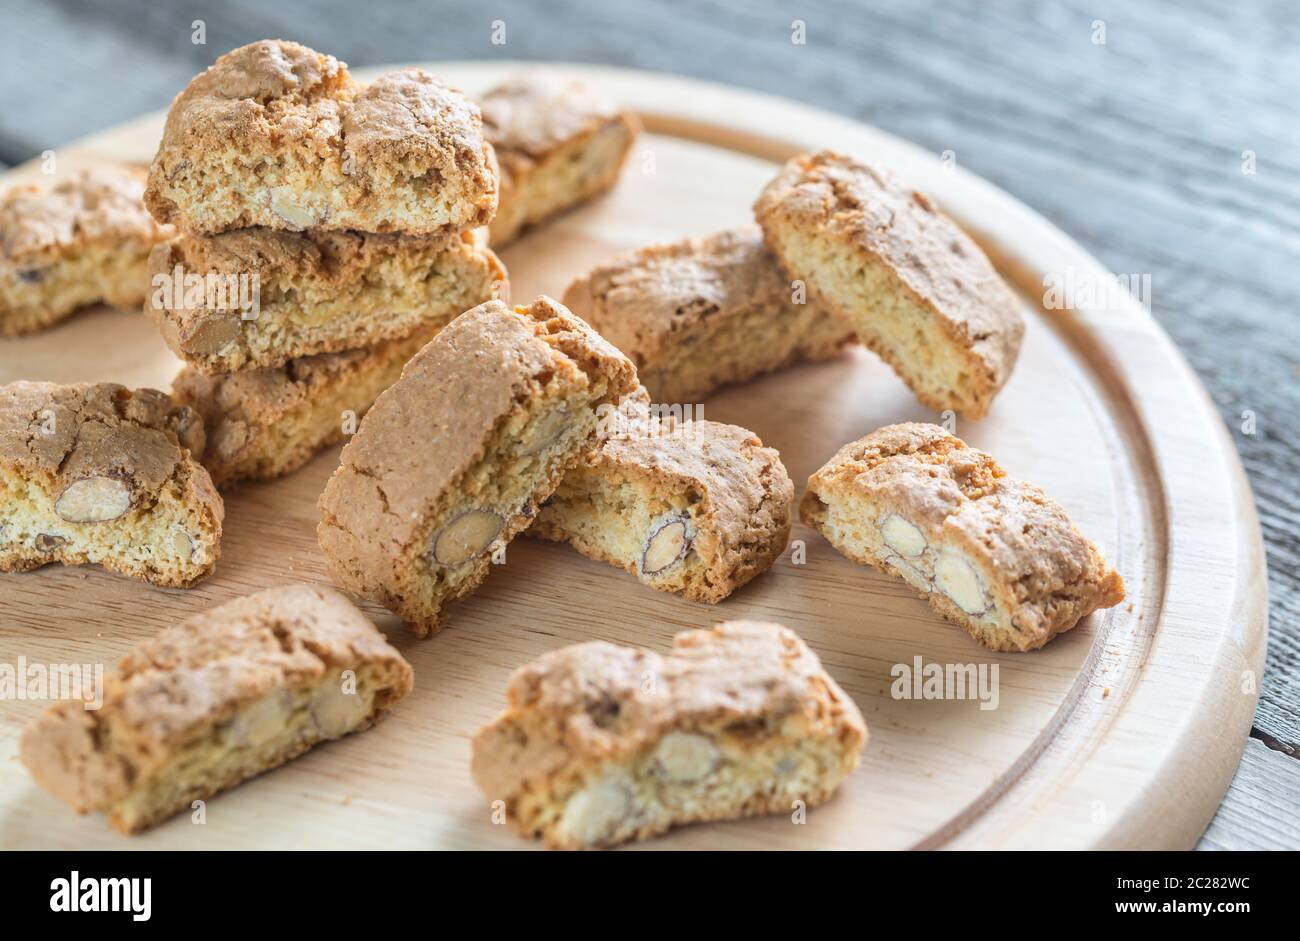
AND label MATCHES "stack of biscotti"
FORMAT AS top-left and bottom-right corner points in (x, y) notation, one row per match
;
(141, 40), (508, 488)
